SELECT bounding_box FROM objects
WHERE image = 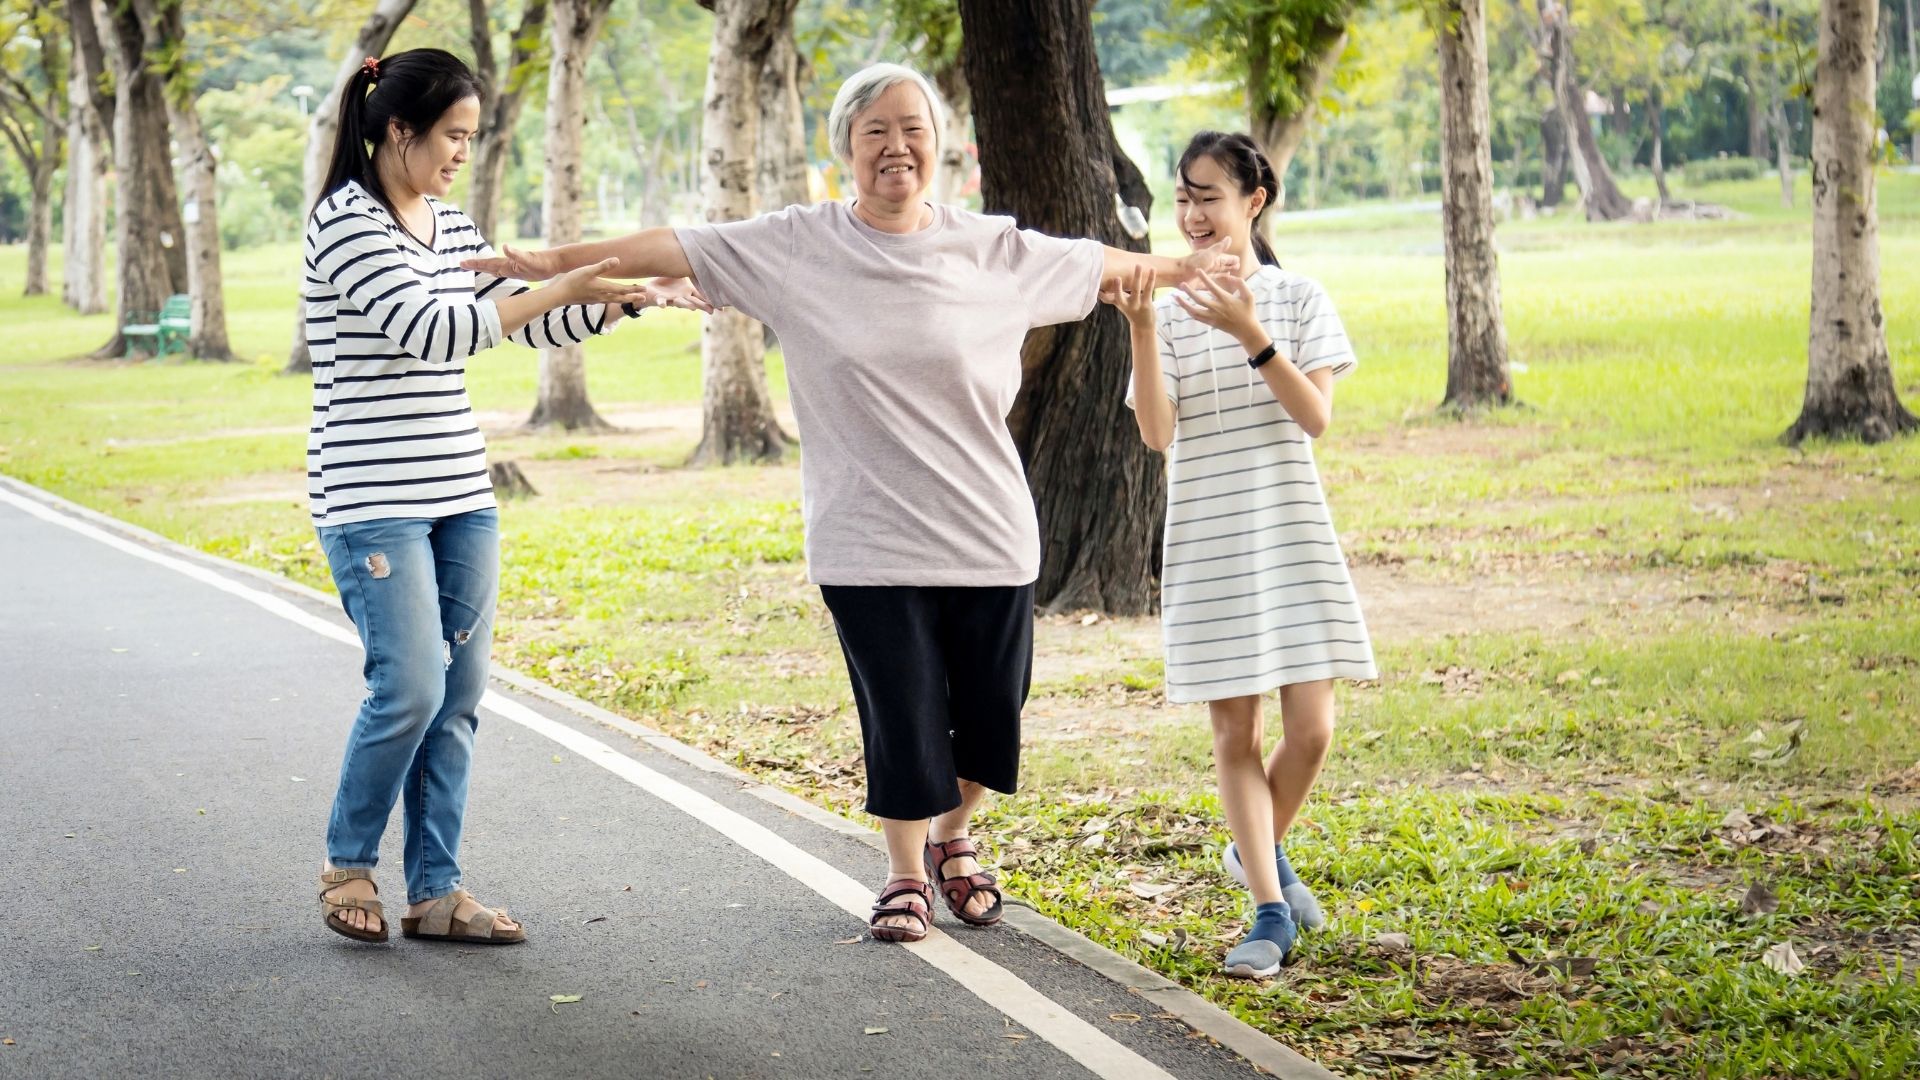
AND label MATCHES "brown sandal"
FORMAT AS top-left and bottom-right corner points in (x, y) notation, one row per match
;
(399, 889), (526, 945)
(869, 877), (934, 943)
(319, 867), (388, 944)
(924, 837), (1004, 927)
